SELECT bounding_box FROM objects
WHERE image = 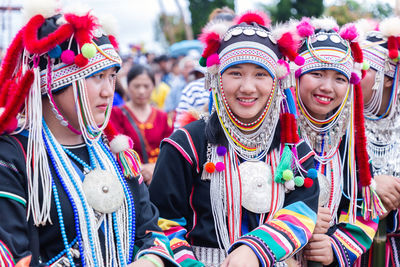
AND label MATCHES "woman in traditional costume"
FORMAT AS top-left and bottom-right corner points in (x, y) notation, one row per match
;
(359, 17), (400, 267)
(0, 2), (178, 267)
(149, 11), (320, 267)
(293, 17), (384, 266)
